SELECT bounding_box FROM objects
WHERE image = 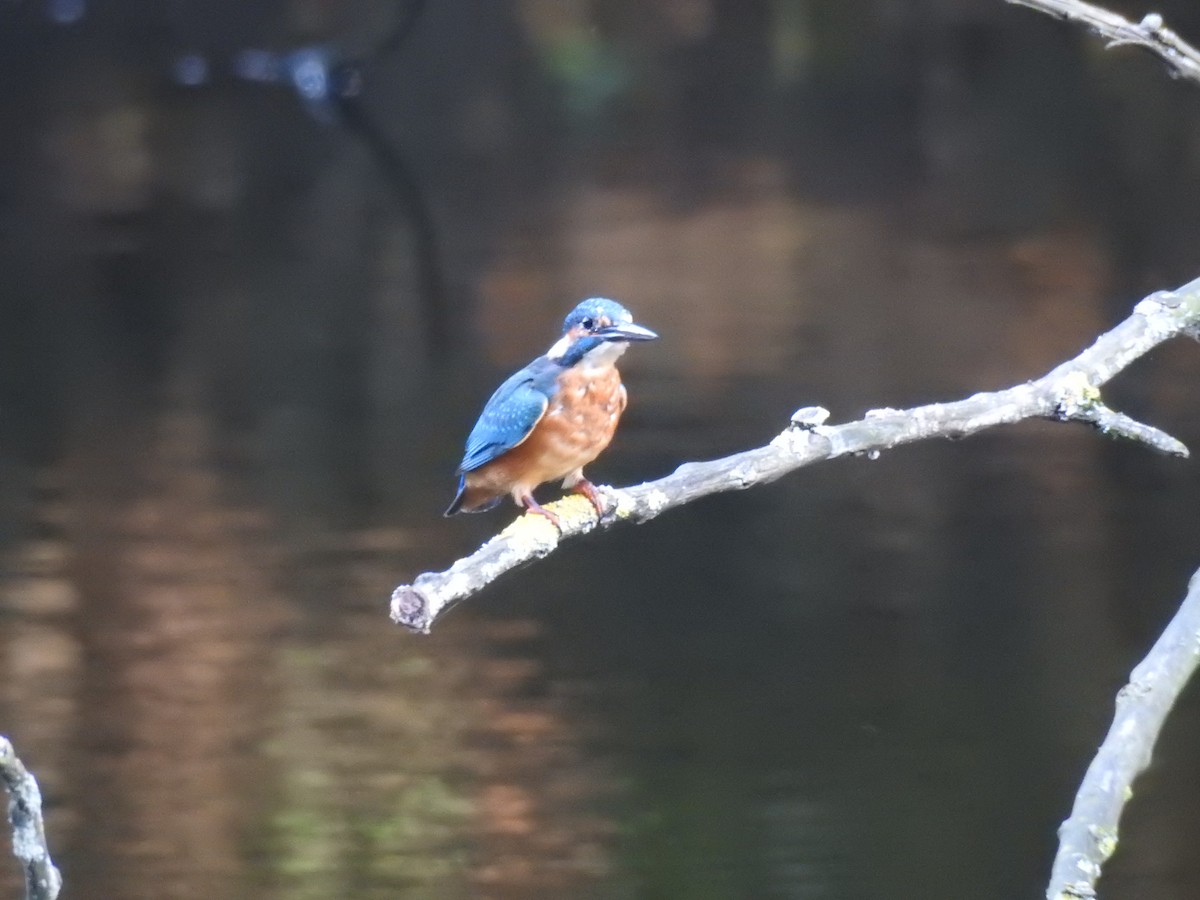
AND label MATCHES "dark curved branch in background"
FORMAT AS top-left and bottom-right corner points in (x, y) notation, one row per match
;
(372, 0), (429, 61)
(390, 278), (1200, 633)
(0, 737), (61, 900)
(1006, 0), (1200, 85)
(334, 95), (450, 352)
(215, 0), (449, 350)
(329, 0), (448, 351)
(337, 0), (447, 344)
